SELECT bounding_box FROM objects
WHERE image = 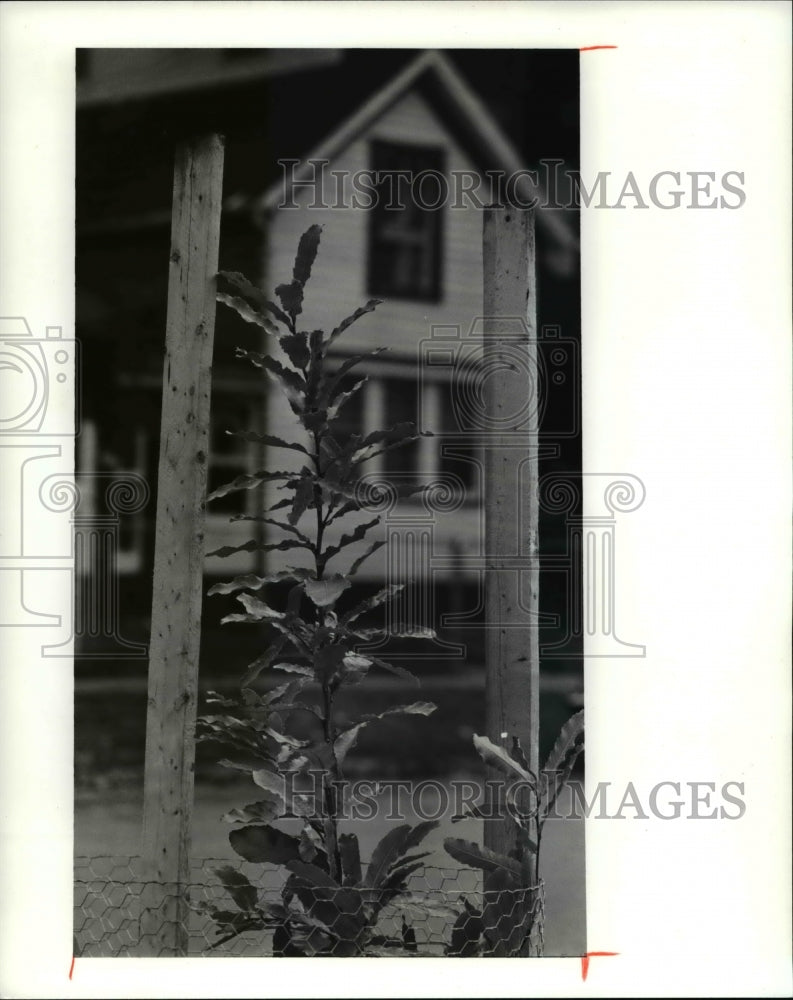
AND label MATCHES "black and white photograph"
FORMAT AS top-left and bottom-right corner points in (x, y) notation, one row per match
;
(71, 45), (585, 959)
(0, 3), (790, 998)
